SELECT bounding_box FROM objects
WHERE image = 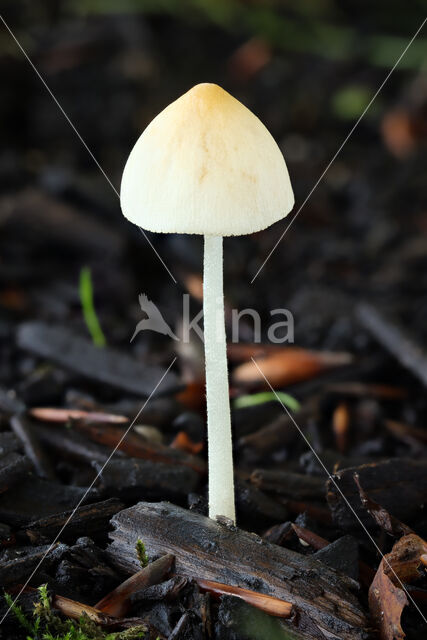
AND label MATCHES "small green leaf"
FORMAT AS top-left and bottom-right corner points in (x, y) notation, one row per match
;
(234, 391), (300, 412)
(79, 267), (106, 348)
(331, 85), (376, 121)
